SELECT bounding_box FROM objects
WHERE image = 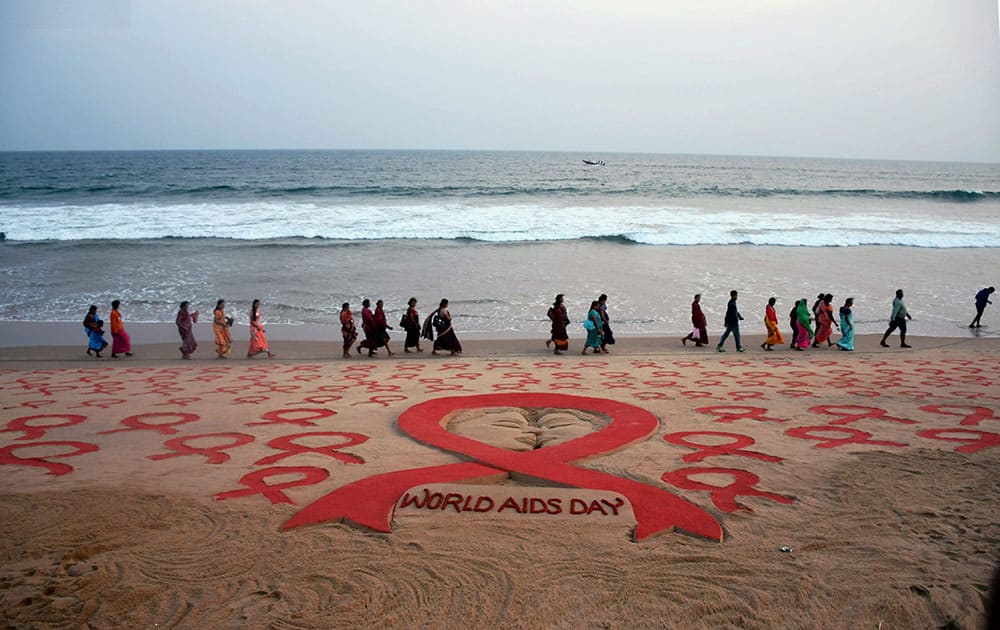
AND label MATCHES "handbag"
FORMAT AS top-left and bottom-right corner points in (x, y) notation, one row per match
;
(583, 319), (595, 331)
(433, 313), (448, 331)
